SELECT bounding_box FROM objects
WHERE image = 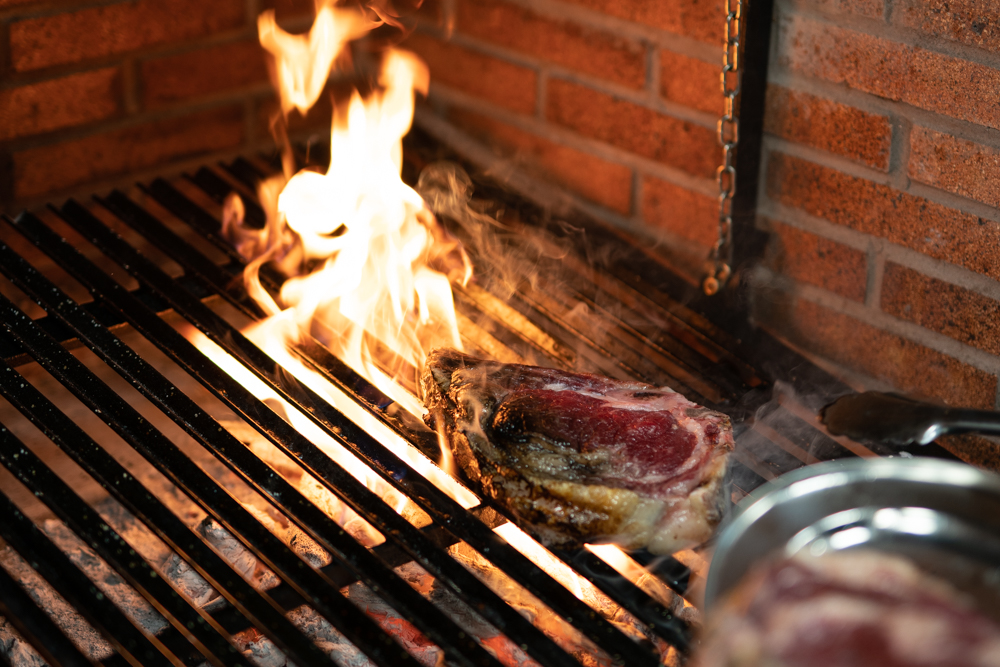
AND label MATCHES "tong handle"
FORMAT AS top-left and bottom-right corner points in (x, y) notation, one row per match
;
(932, 406), (1000, 437)
(821, 392), (1000, 445)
